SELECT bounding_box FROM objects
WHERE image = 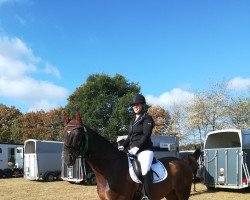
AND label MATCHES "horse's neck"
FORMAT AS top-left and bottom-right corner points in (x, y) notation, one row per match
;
(89, 131), (119, 155)
(87, 133), (126, 182)
(87, 131), (123, 170)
